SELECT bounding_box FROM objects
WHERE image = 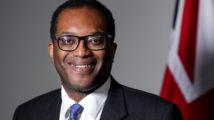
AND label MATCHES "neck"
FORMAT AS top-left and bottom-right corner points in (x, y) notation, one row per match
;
(64, 87), (88, 103)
